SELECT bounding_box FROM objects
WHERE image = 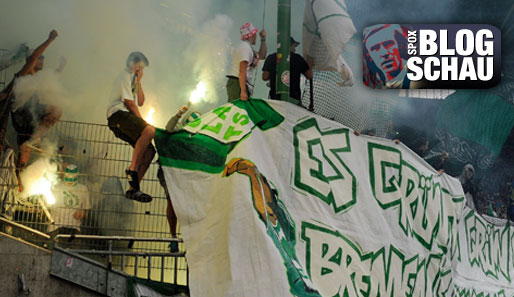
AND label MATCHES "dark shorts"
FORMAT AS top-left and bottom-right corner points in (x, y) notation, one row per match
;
(11, 98), (48, 146)
(108, 110), (153, 148)
(226, 76), (250, 102)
